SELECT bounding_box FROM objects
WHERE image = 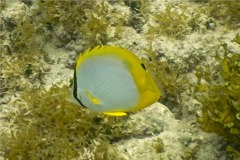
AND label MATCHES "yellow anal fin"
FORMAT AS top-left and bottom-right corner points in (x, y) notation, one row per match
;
(103, 112), (127, 116)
